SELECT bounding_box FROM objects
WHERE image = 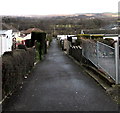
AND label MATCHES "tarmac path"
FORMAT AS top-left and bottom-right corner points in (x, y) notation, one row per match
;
(3, 39), (119, 111)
